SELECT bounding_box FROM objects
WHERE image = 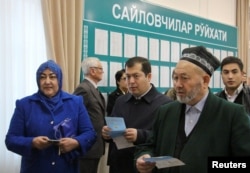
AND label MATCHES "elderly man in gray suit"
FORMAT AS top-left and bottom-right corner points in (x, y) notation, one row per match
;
(73, 57), (106, 173)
